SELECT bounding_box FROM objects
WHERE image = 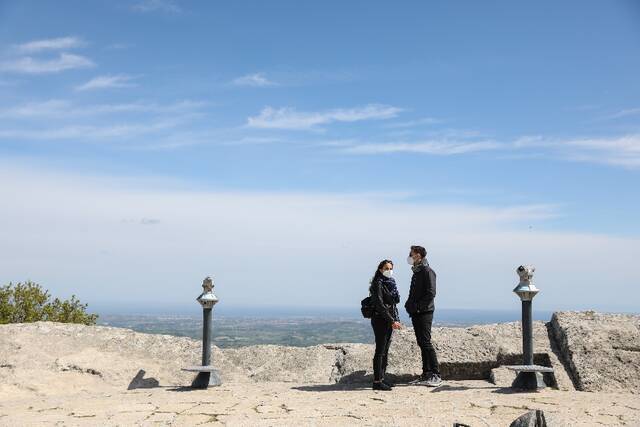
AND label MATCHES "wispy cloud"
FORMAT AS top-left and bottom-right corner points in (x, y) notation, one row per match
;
(515, 134), (640, 168)
(232, 73), (277, 87)
(383, 117), (443, 129)
(221, 137), (283, 146)
(0, 121), (181, 141)
(604, 108), (640, 120)
(563, 135), (640, 168)
(132, 0), (182, 13)
(342, 140), (502, 155)
(0, 99), (209, 146)
(247, 104), (402, 130)
(0, 99), (205, 119)
(15, 36), (85, 53)
(335, 132), (640, 168)
(75, 74), (138, 91)
(0, 53), (94, 74)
